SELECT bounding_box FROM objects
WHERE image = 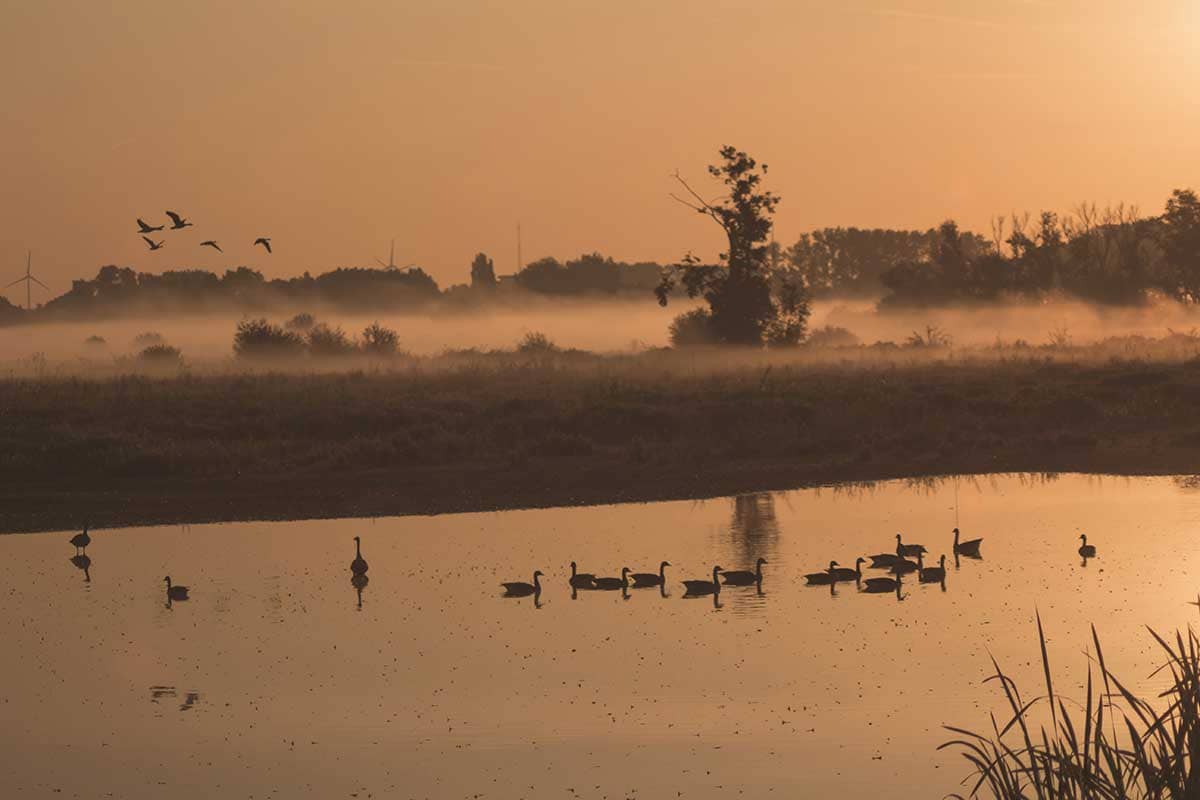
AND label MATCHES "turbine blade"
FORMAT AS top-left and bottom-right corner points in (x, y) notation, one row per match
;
(5, 277), (26, 288)
(30, 276), (49, 290)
